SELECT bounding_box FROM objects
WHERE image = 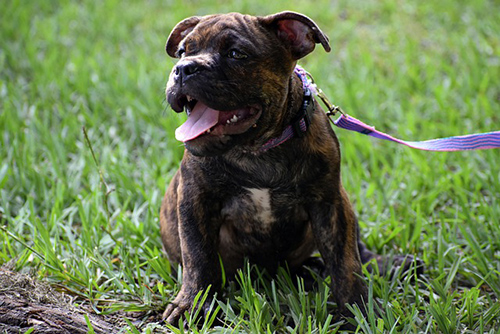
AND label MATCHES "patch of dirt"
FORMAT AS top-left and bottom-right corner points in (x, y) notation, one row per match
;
(0, 265), (126, 334)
